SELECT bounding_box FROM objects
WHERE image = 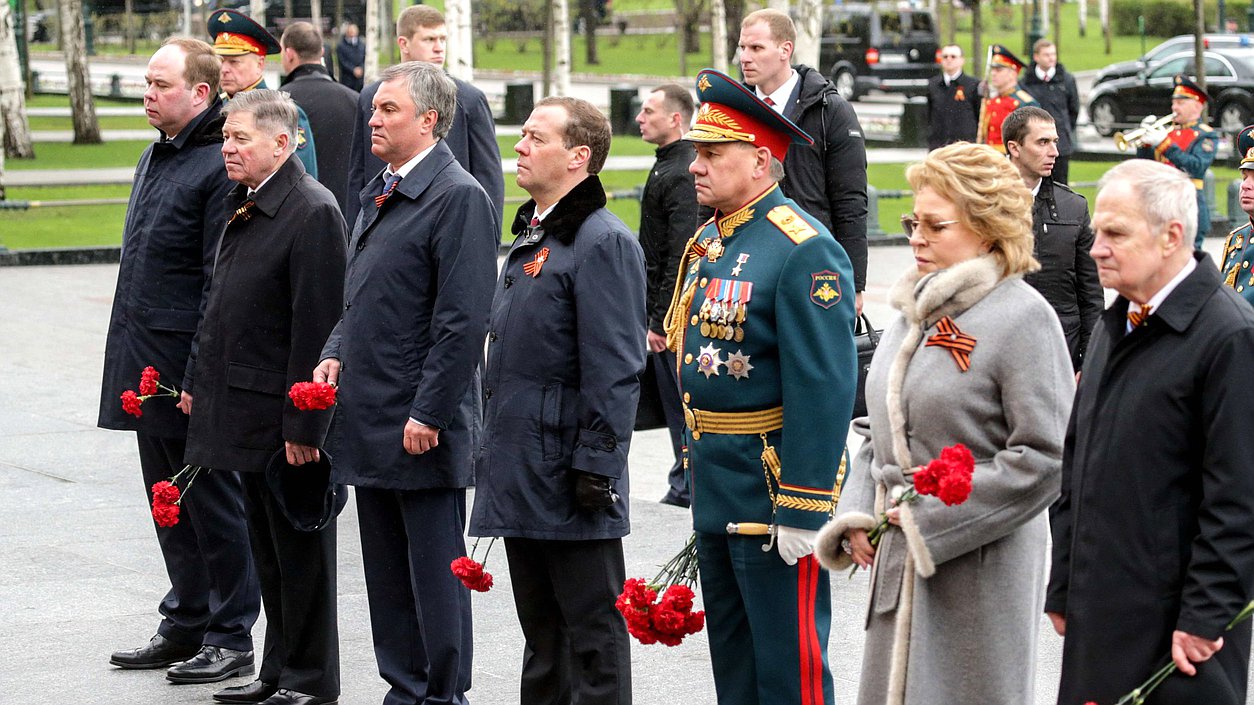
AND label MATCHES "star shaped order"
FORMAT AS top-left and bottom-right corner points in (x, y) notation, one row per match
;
(697, 343), (724, 379)
(726, 350), (754, 380)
